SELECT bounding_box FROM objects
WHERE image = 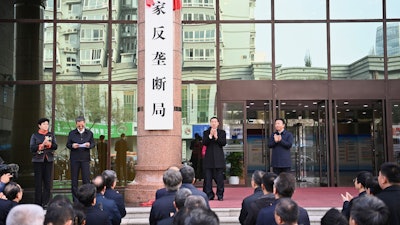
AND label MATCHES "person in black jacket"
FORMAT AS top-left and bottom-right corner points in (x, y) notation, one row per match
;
(202, 117), (227, 201)
(30, 117), (58, 207)
(239, 170), (265, 224)
(268, 119), (293, 175)
(74, 184), (110, 225)
(66, 116), (95, 202)
(376, 162), (400, 225)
